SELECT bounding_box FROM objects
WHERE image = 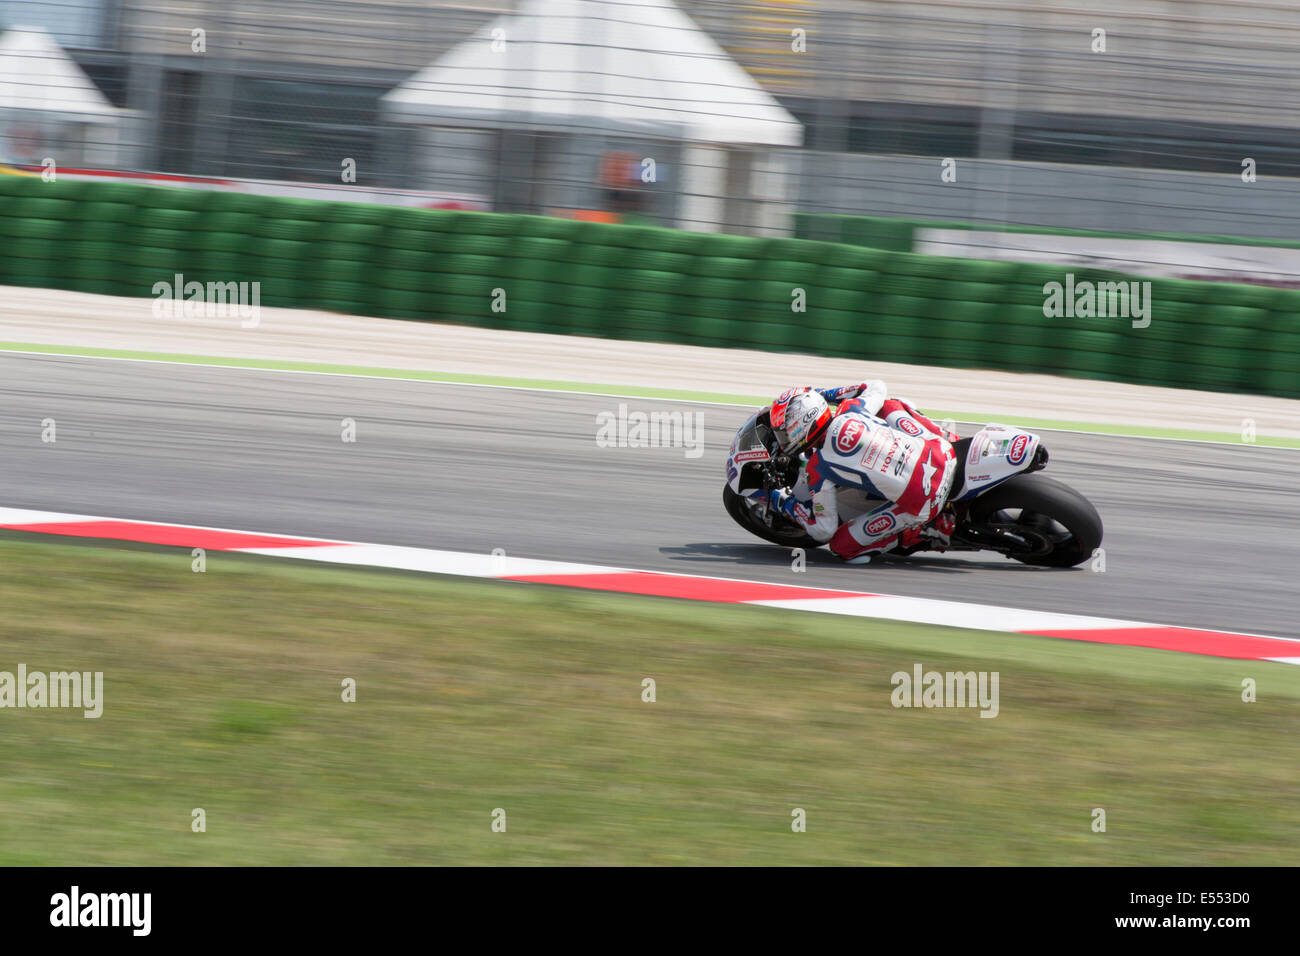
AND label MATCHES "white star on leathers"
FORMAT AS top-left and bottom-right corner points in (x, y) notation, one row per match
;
(920, 454), (937, 495)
